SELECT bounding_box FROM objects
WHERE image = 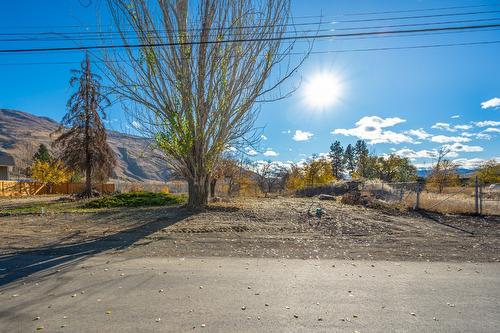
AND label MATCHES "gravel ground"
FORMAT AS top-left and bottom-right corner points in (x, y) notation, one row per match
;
(1, 196), (499, 262)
